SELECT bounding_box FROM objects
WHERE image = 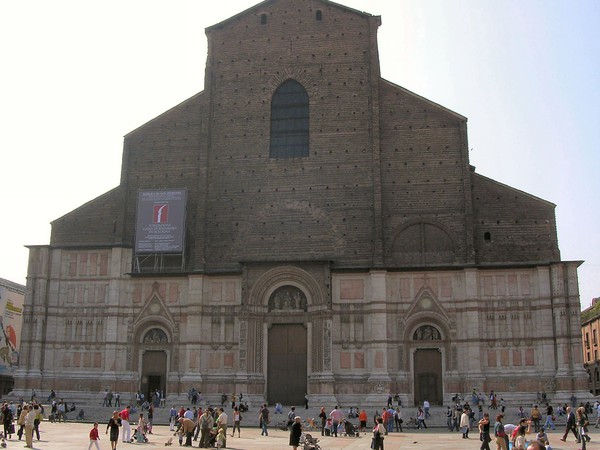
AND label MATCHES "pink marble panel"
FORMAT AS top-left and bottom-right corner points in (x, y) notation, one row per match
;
(354, 352), (365, 368)
(375, 350), (384, 369)
(340, 352), (351, 369)
(340, 279), (364, 300)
